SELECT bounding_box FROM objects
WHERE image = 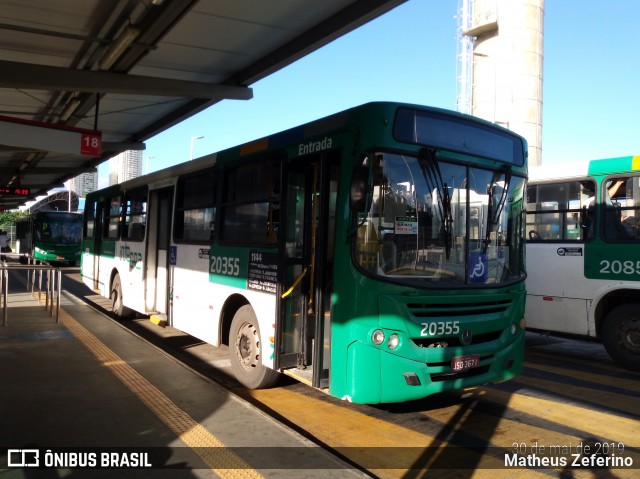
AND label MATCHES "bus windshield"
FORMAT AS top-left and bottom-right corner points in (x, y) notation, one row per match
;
(36, 218), (82, 244)
(355, 152), (525, 286)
